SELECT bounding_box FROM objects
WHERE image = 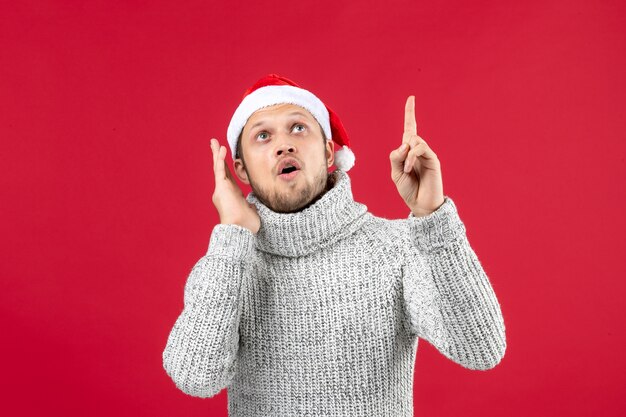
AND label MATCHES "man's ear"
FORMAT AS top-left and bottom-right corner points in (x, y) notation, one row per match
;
(233, 158), (250, 184)
(325, 140), (335, 168)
